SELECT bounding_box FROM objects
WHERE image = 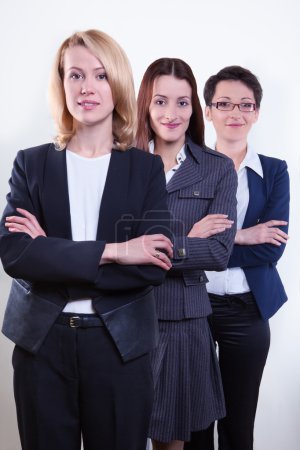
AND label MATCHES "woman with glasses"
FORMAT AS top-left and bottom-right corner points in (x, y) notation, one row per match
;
(185, 66), (290, 450)
(136, 58), (237, 450)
